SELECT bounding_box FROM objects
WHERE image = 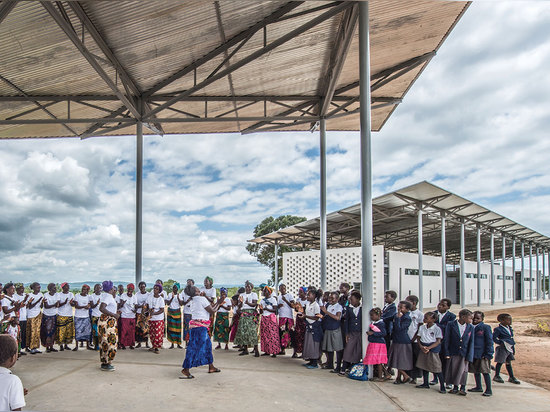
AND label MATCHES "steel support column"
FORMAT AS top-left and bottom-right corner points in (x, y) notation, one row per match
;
(135, 121), (143, 285)
(521, 242), (525, 302)
(502, 236), (506, 304)
(441, 212), (447, 299)
(490, 231), (495, 305)
(476, 225), (481, 306)
(319, 118), (327, 291)
(274, 240), (279, 290)
(542, 249), (546, 300)
(529, 243), (533, 301)
(418, 207), (424, 310)
(512, 238), (516, 303)
(536, 246), (540, 300)
(460, 220), (465, 308)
